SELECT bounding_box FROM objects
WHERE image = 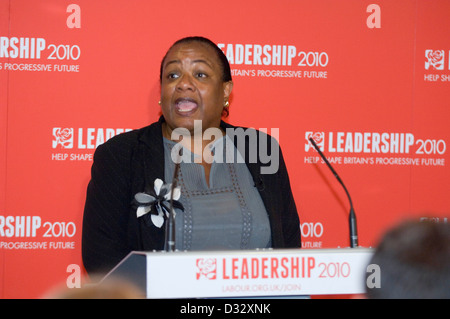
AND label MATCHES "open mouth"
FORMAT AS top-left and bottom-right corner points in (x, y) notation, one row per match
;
(175, 98), (198, 115)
